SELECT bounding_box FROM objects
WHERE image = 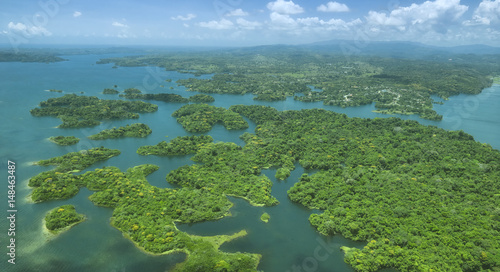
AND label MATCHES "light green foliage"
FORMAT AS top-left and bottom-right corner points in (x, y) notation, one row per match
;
(49, 136), (80, 146)
(260, 212), (270, 223)
(172, 104), (248, 133)
(89, 123), (152, 140)
(137, 135), (213, 156)
(45, 205), (85, 232)
(30, 94), (158, 128)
